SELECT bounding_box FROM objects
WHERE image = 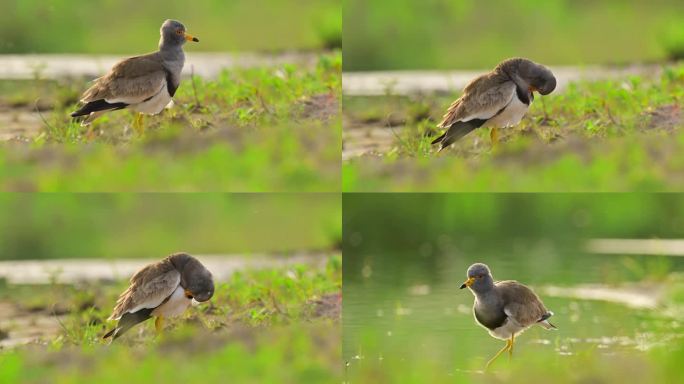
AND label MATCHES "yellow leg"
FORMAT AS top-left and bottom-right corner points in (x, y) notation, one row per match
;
(485, 338), (512, 371)
(155, 316), (164, 333)
(508, 333), (515, 360)
(133, 113), (145, 134)
(490, 127), (499, 148)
